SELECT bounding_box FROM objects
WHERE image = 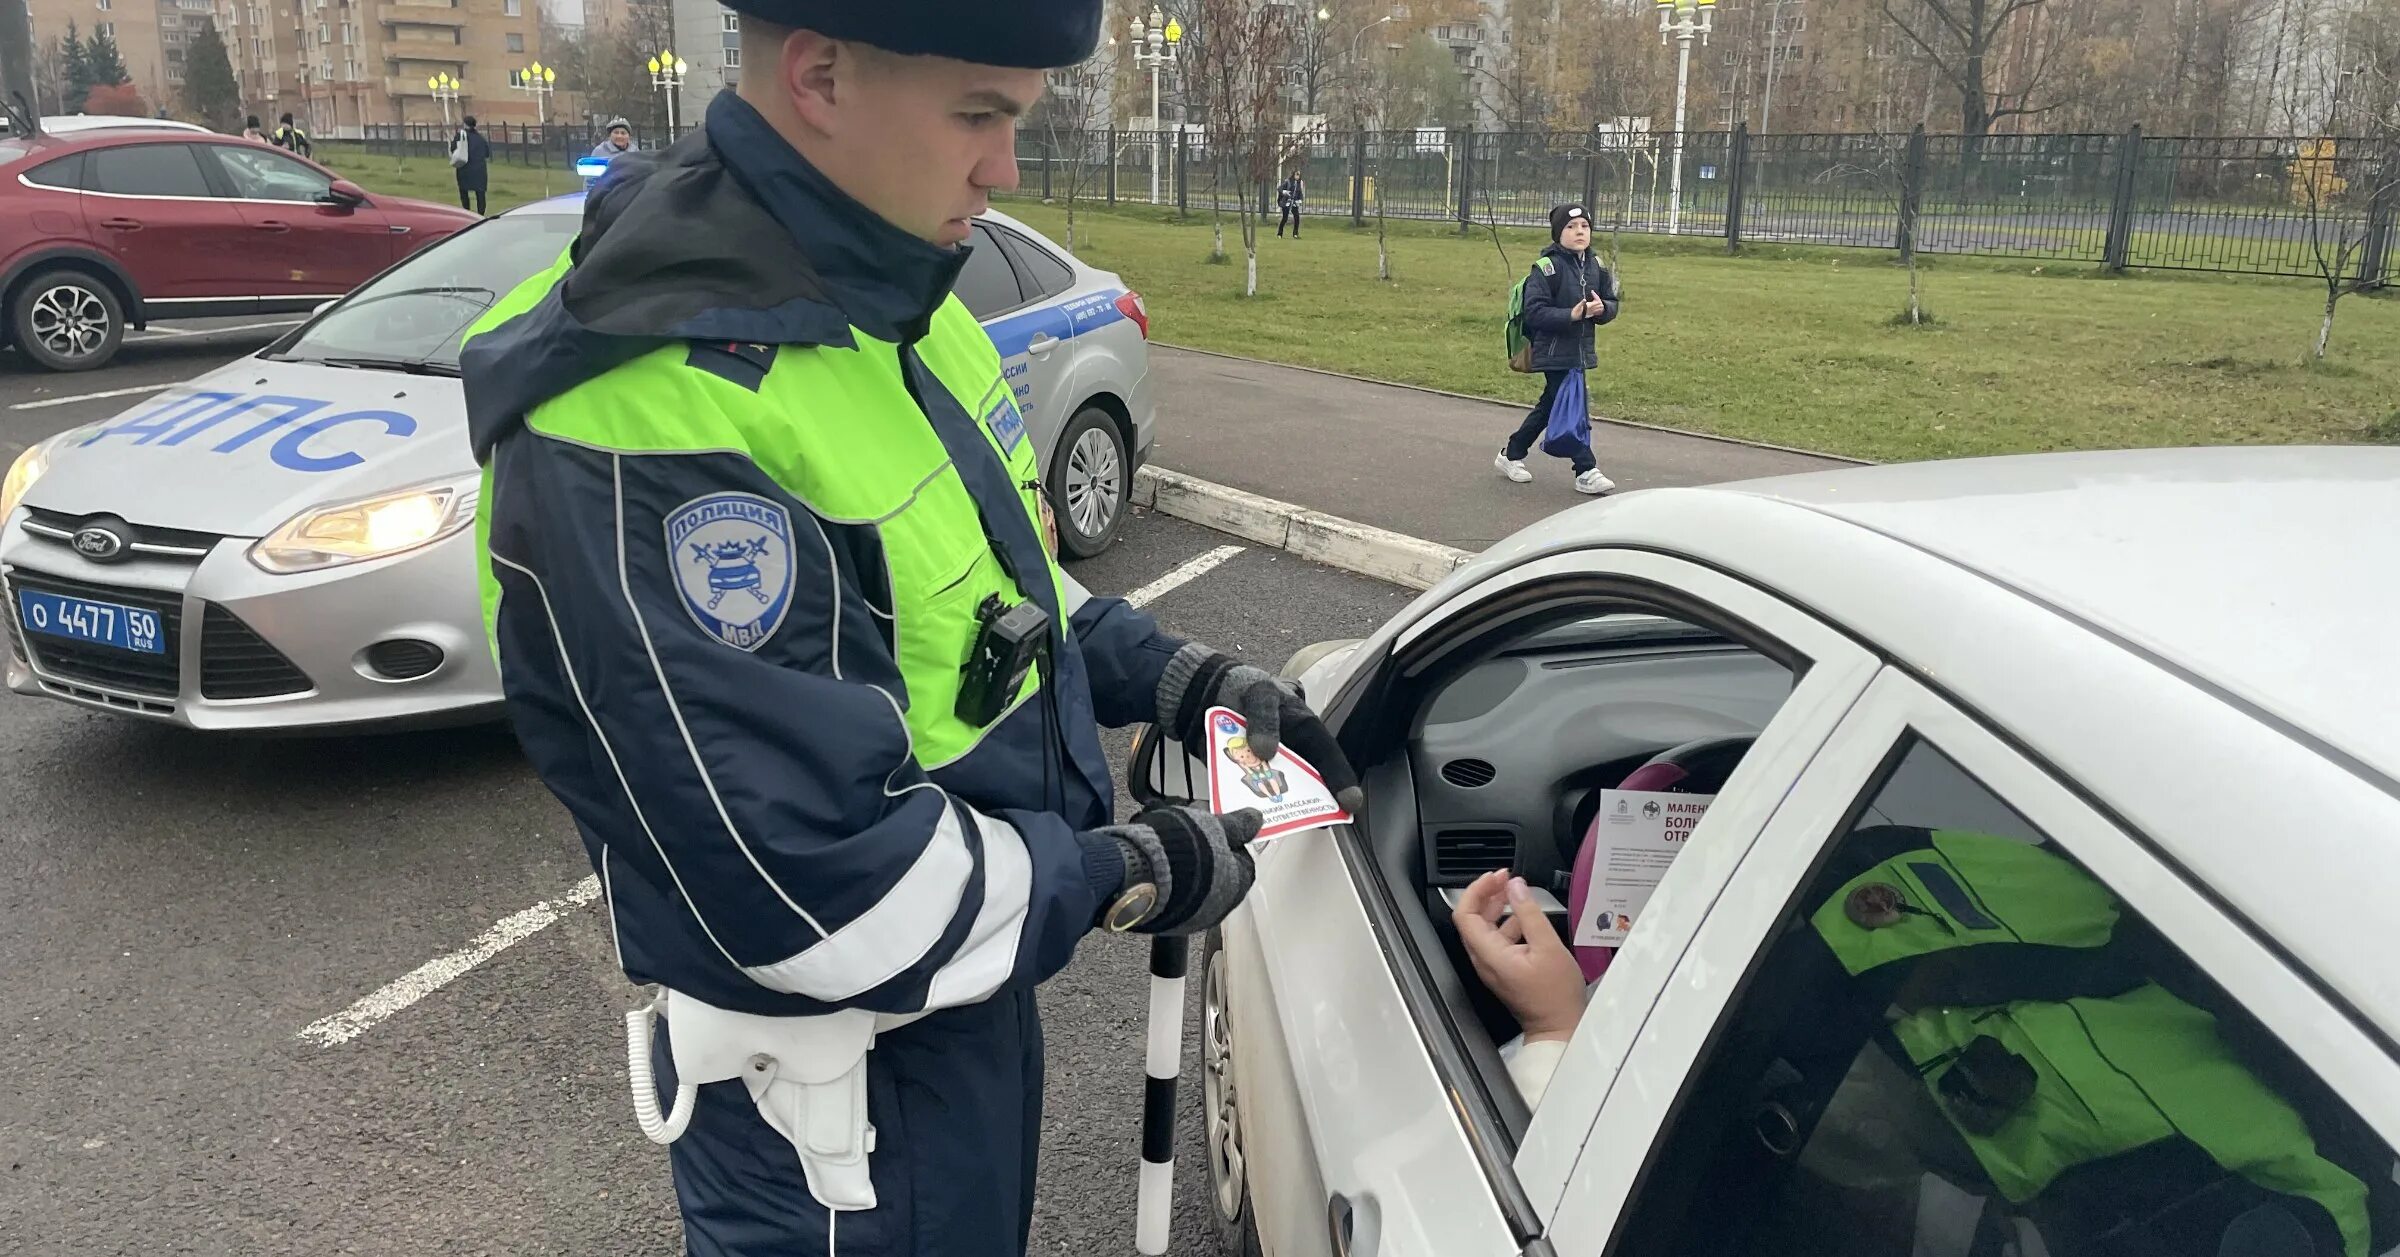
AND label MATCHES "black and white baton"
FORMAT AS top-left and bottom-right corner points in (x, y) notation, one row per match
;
(1126, 722), (1206, 1255)
(1136, 933), (1188, 1255)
